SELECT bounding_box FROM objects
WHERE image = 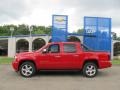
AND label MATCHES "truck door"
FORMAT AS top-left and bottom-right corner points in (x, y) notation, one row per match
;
(38, 44), (63, 69)
(47, 44), (62, 69)
(61, 44), (80, 69)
